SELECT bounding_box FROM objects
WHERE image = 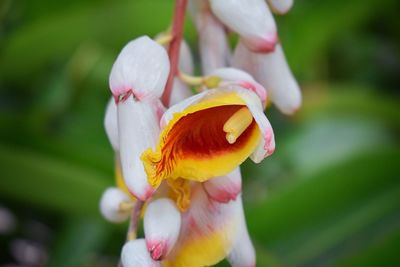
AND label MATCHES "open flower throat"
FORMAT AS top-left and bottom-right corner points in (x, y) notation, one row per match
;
(142, 97), (261, 190)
